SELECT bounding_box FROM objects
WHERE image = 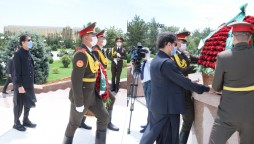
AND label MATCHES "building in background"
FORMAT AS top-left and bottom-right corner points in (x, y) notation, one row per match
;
(4, 25), (82, 42)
